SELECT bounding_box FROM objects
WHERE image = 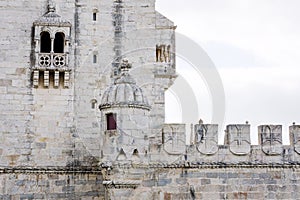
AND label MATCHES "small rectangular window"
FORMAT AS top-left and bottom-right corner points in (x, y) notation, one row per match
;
(106, 113), (117, 130)
(93, 12), (97, 21)
(93, 54), (97, 63)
